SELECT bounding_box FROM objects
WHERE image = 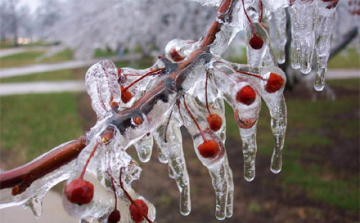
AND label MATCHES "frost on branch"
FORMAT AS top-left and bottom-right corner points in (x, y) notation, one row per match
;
(0, 0), (340, 222)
